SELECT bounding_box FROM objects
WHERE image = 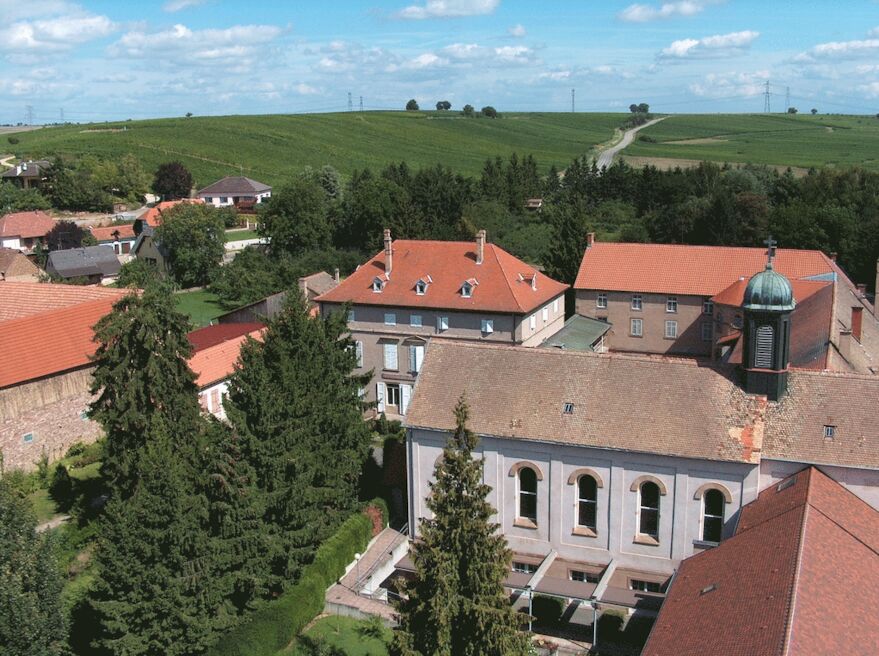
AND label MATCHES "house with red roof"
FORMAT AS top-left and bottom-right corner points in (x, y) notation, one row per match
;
(0, 282), (128, 470)
(316, 230), (568, 416)
(0, 210), (55, 253)
(186, 322), (265, 419)
(140, 198), (205, 228)
(89, 223), (136, 255)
